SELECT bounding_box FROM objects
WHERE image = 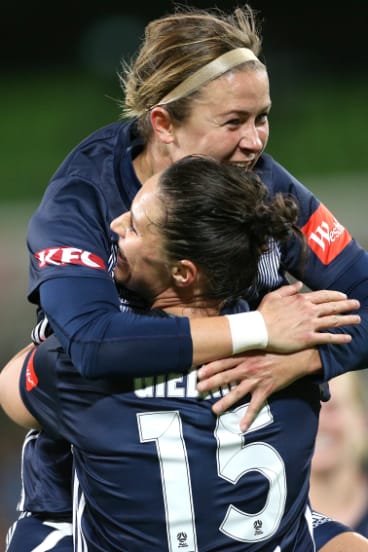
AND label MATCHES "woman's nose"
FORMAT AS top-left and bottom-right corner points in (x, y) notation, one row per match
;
(238, 125), (263, 153)
(110, 213), (126, 236)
